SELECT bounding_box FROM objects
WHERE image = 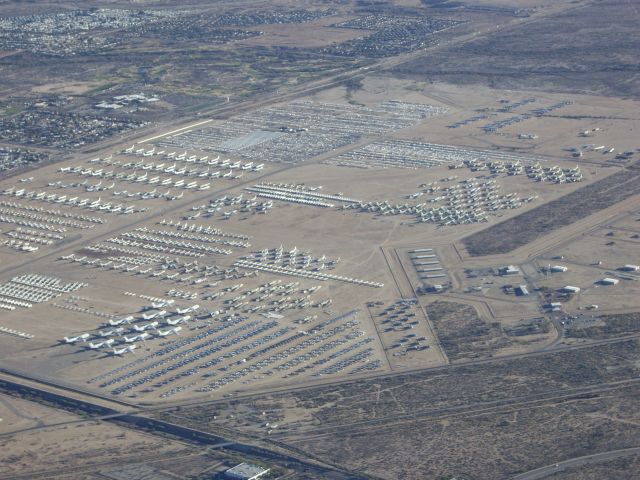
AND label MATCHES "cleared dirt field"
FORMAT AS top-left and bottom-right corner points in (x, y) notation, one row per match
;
(462, 163), (640, 256)
(425, 300), (511, 361)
